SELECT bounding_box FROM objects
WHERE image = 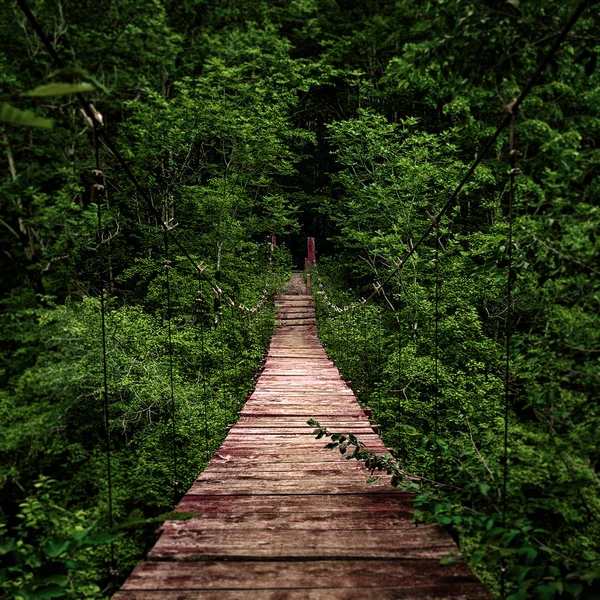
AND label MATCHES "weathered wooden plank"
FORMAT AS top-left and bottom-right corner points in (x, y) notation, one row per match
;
(277, 300), (315, 314)
(216, 432), (382, 440)
(234, 420), (358, 424)
(235, 420), (369, 425)
(239, 409), (362, 414)
(158, 510), (415, 531)
(188, 478), (393, 494)
(188, 481), (394, 496)
(249, 389), (352, 393)
(116, 560), (483, 592)
(276, 312), (315, 319)
(115, 587), (491, 600)
(215, 444), (387, 454)
(260, 371), (340, 376)
(227, 427), (376, 435)
(268, 353), (330, 358)
(206, 450), (375, 462)
(247, 394), (355, 399)
(203, 463), (376, 475)
(230, 425), (369, 430)
(196, 470), (391, 483)
(216, 439), (385, 448)
(262, 361), (334, 366)
(252, 384), (348, 388)
(148, 526), (456, 560)
(176, 493), (413, 513)
(185, 487), (394, 497)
